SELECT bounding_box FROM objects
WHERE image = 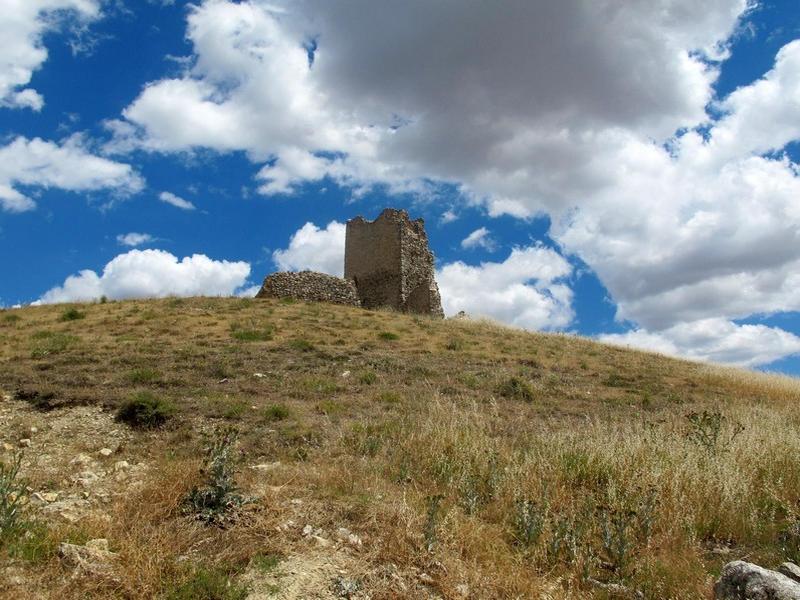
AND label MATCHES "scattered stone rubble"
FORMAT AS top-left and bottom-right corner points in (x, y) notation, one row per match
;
(257, 208), (444, 317)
